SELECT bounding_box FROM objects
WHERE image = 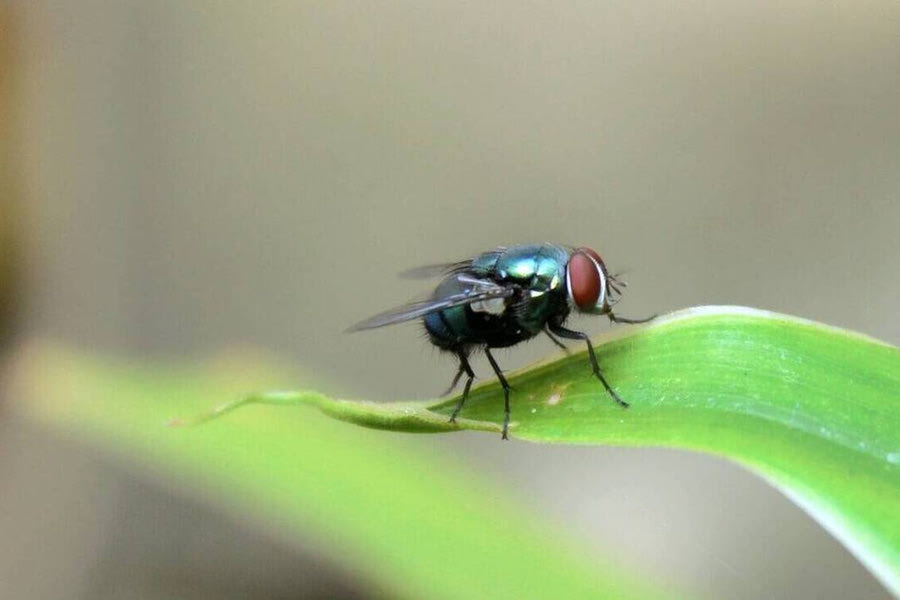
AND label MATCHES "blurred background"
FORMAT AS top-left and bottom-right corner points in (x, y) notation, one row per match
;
(2, 1), (899, 598)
